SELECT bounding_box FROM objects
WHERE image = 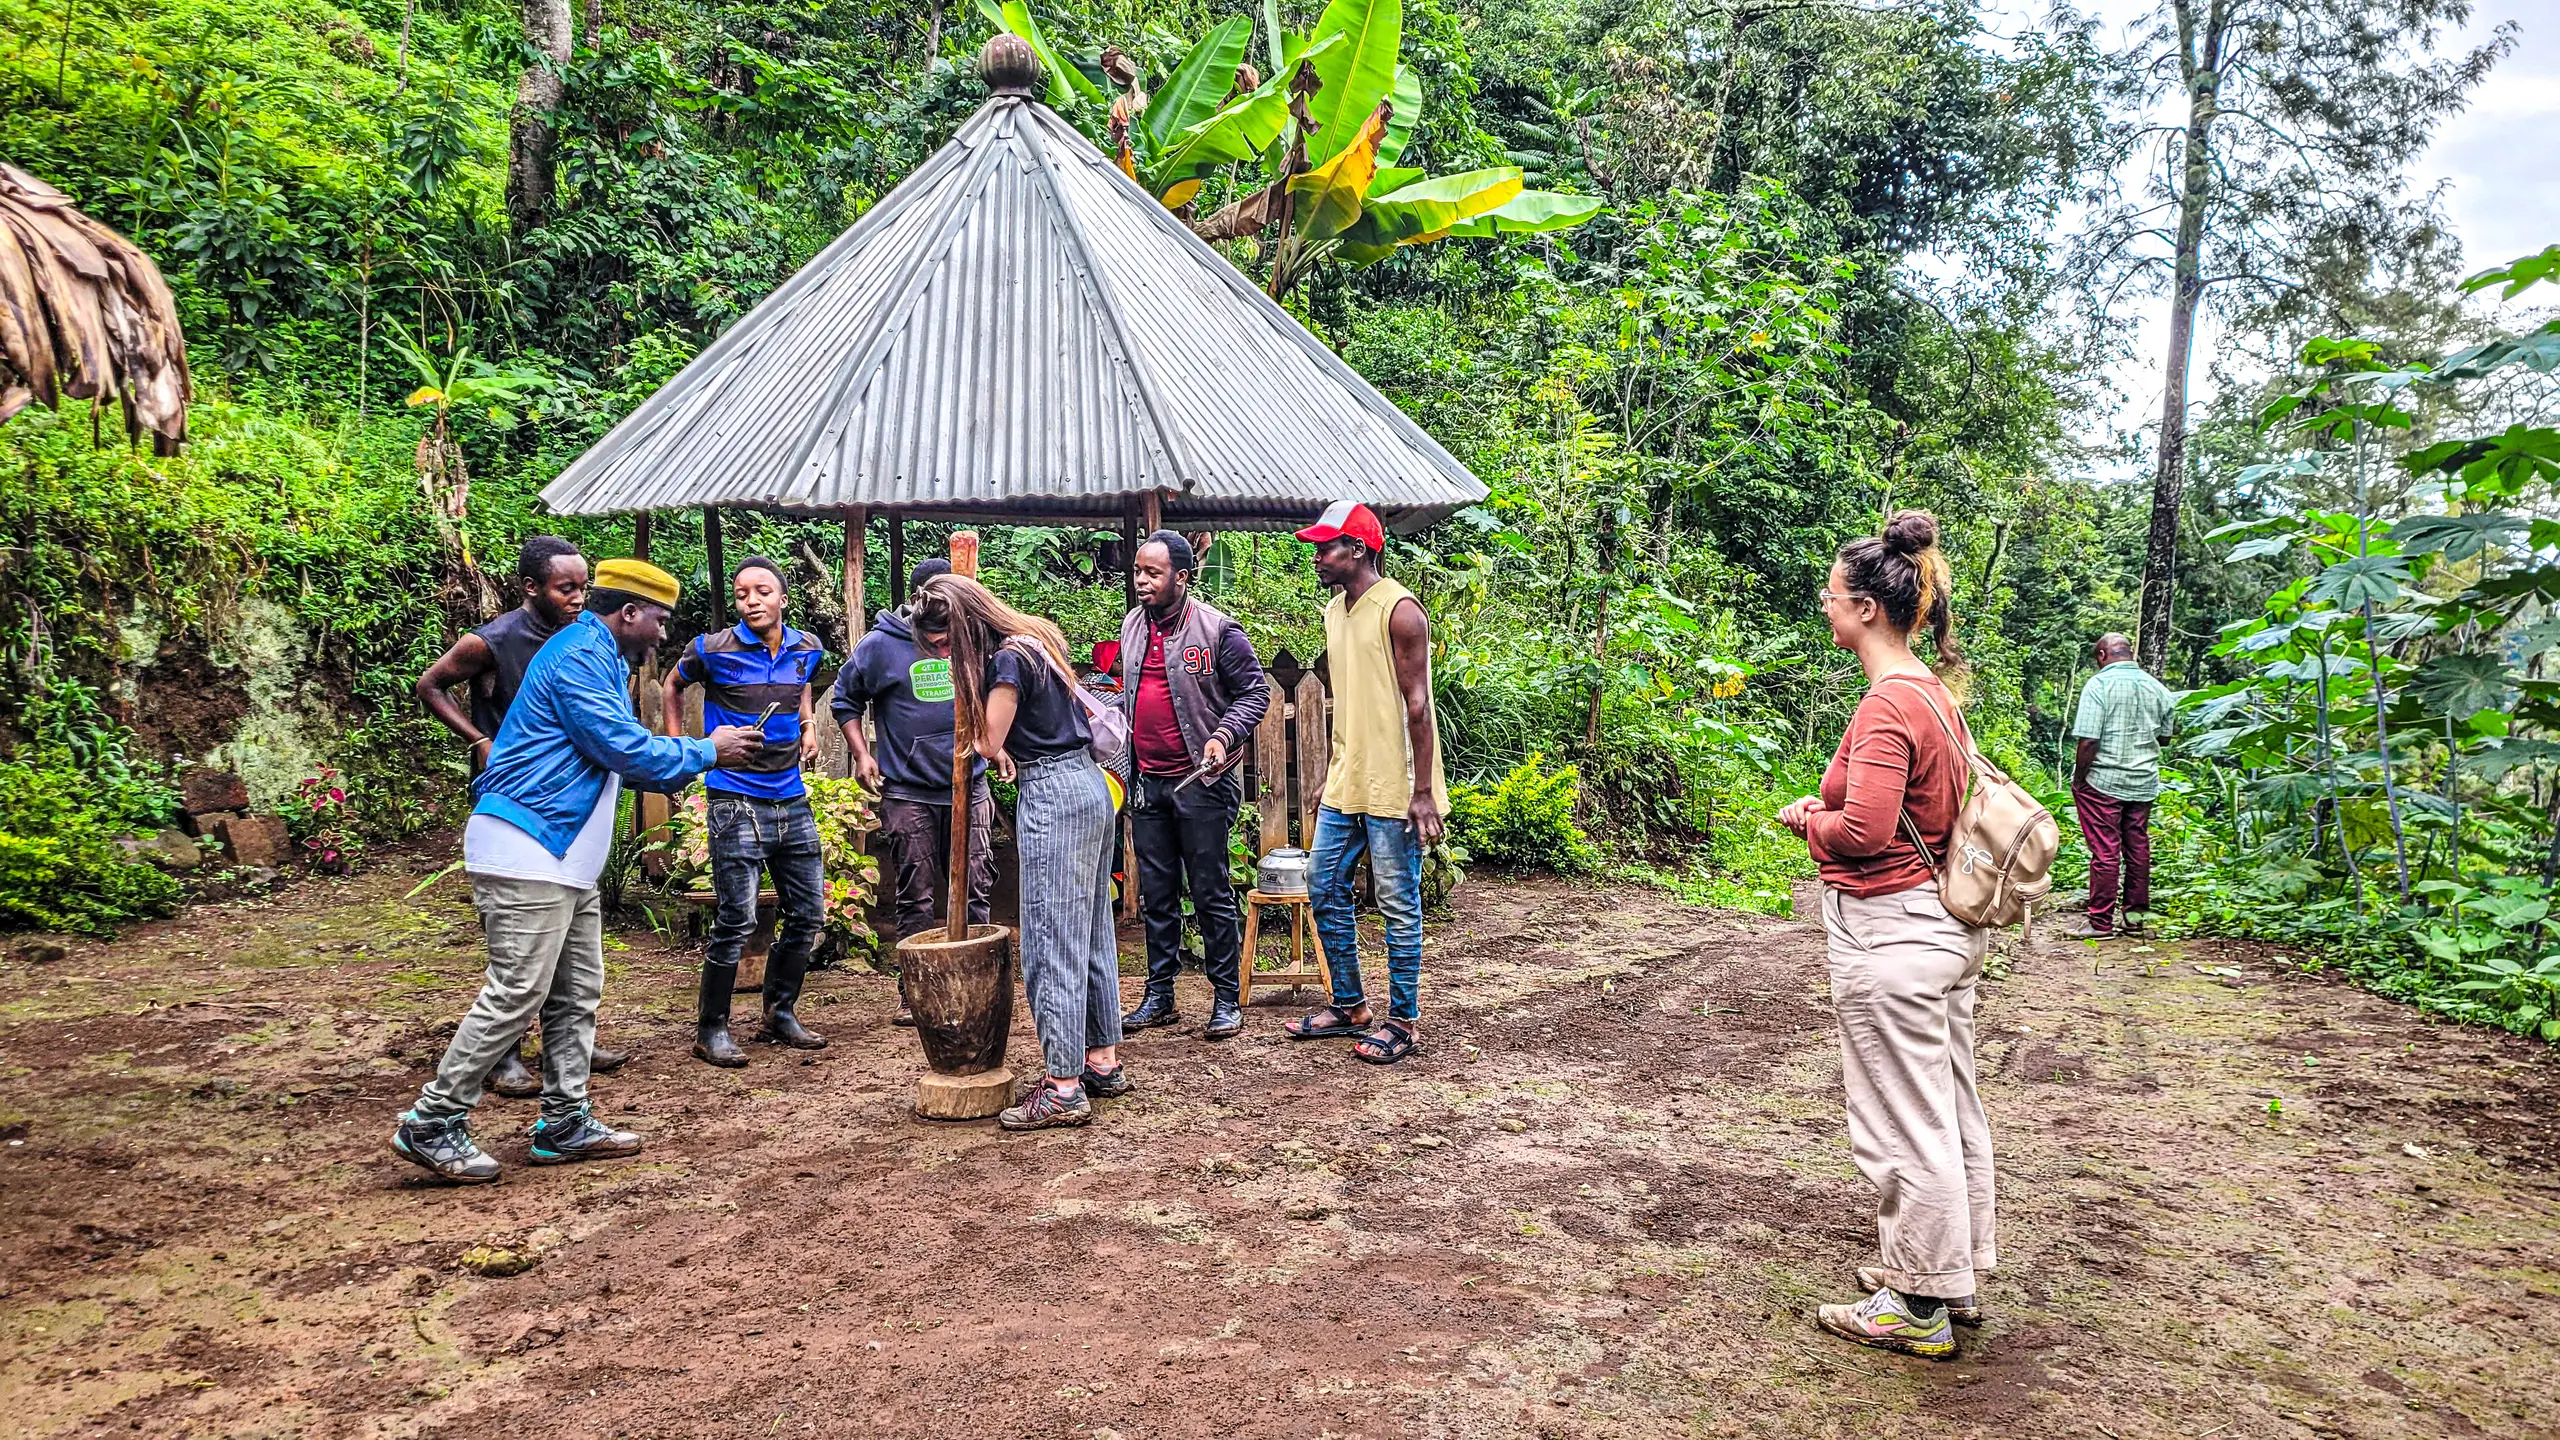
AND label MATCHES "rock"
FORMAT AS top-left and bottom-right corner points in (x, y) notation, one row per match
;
(180, 809), (241, 839)
(1410, 1133), (1448, 1150)
(212, 814), (291, 868)
(8, 937), (70, 966)
(180, 767), (252, 816)
(1282, 1197), (1330, 1221)
(244, 866), (281, 887)
(1496, 1118), (1528, 1134)
(459, 1245), (538, 1278)
(144, 829), (202, 871)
